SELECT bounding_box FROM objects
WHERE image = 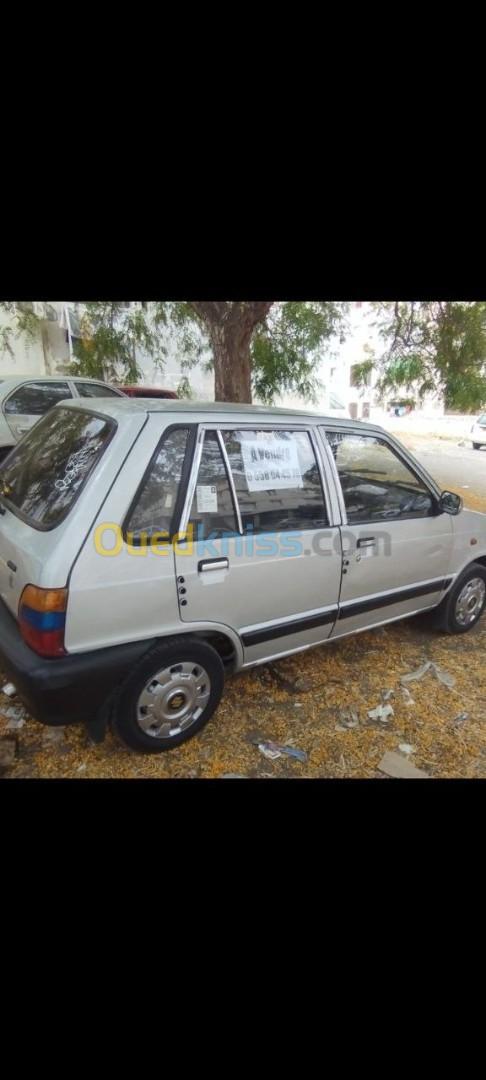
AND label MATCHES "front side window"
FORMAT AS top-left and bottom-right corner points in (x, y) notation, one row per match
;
(189, 431), (237, 540)
(325, 431), (434, 523)
(222, 428), (328, 533)
(125, 427), (191, 540)
(0, 407), (115, 529)
(4, 381), (72, 415)
(75, 382), (121, 398)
